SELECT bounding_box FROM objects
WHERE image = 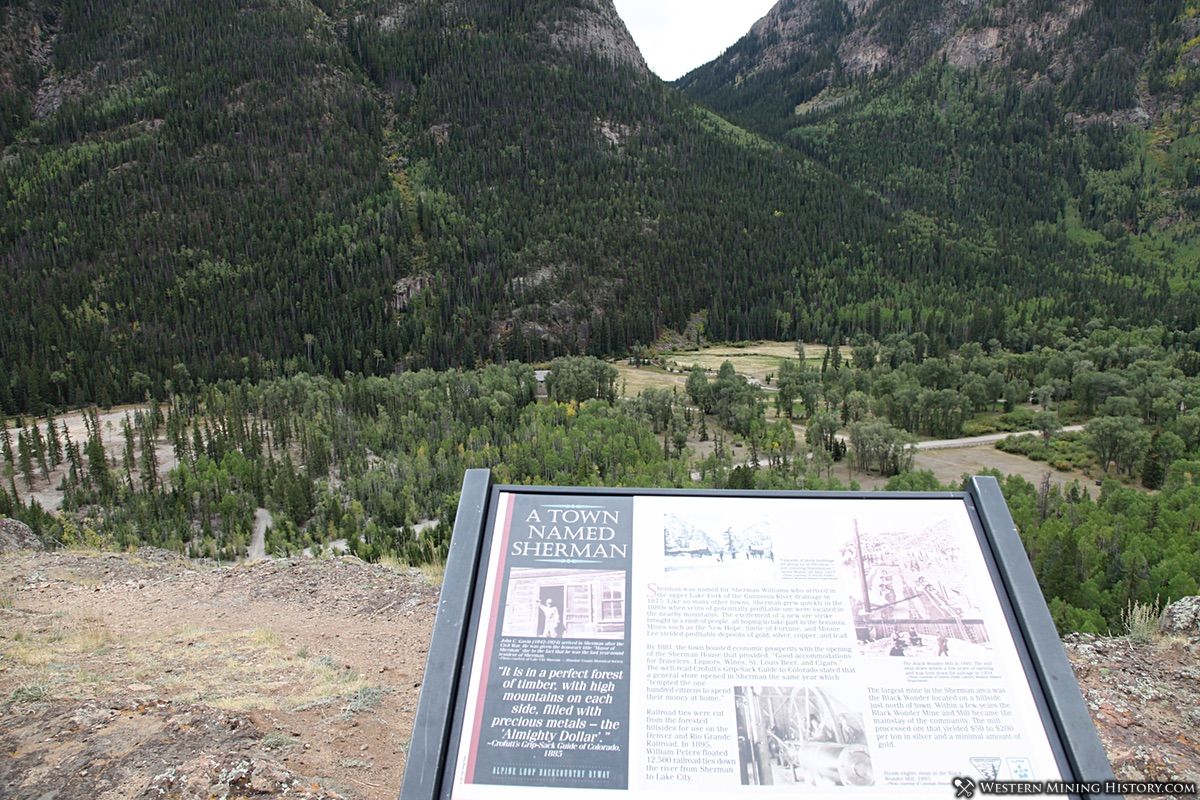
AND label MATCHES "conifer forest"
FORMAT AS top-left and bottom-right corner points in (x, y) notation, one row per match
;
(1, 0), (1198, 635)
